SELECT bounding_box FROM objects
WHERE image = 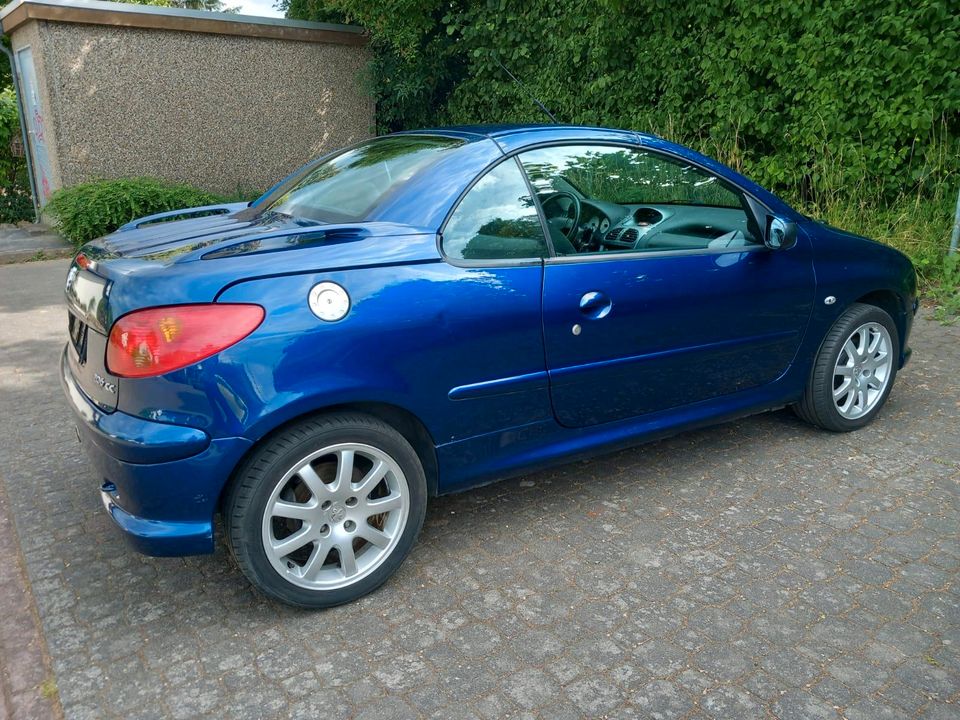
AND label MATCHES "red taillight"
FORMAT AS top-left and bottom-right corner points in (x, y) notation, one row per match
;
(106, 304), (264, 378)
